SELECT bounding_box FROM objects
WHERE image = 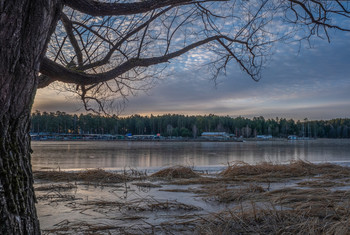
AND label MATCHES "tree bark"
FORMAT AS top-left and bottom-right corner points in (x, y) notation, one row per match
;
(0, 1), (62, 234)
